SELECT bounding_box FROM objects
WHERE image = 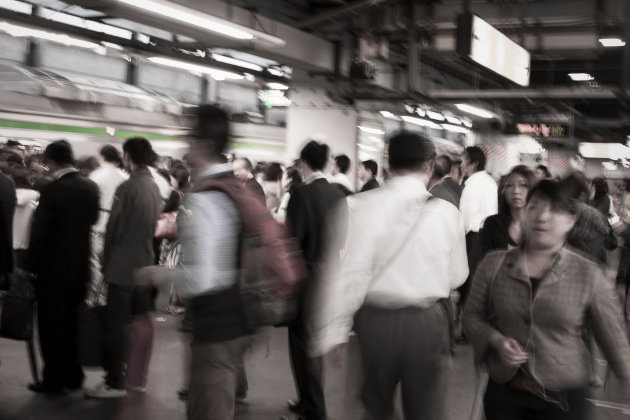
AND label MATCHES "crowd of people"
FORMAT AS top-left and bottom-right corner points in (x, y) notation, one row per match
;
(1, 105), (630, 420)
